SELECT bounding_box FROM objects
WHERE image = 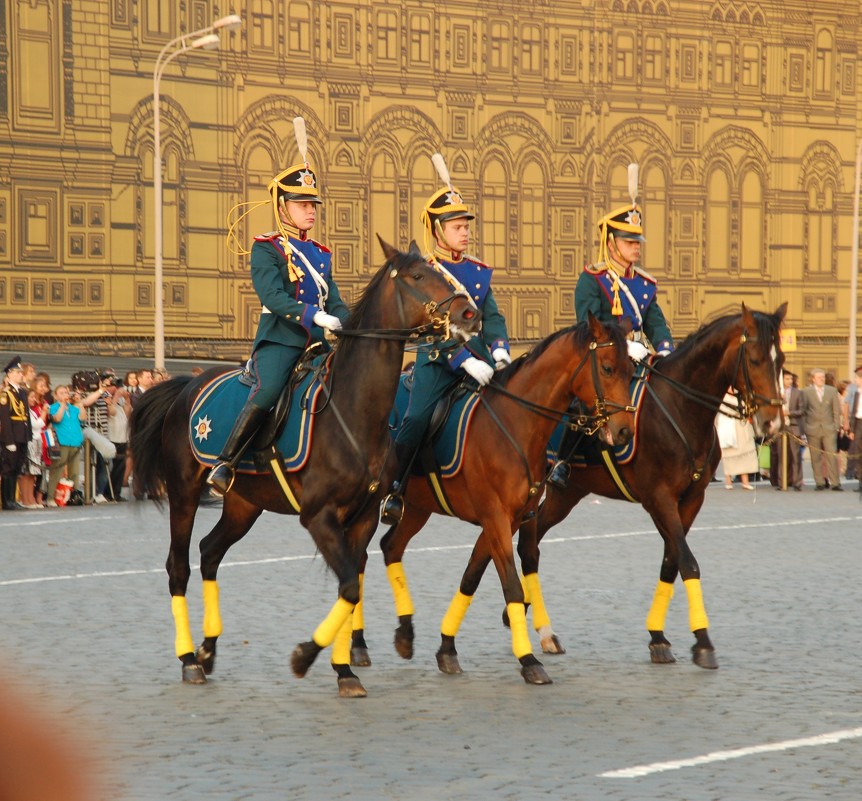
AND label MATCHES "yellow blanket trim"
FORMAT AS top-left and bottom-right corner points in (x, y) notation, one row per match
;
(387, 562), (415, 617)
(313, 597), (356, 648)
(645, 580), (675, 632)
(171, 595), (195, 658)
(440, 591), (473, 637)
(684, 578), (709, 632)
(428, 473), (456, 516)
(506, 602), (533, 658)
